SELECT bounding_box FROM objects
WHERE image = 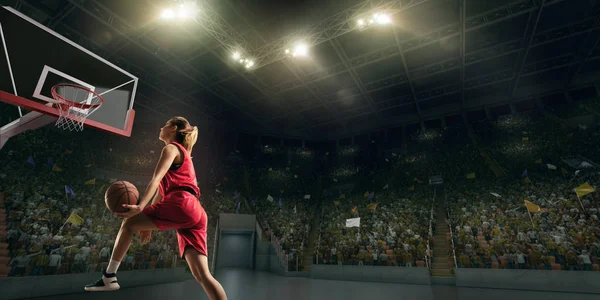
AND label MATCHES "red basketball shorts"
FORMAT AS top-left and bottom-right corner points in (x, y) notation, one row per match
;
(142, 190), (207, 258)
